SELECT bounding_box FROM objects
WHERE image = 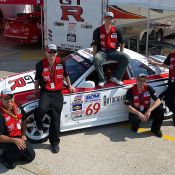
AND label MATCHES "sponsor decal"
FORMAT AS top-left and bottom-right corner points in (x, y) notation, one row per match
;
(111, 33), (117, 38)
(8, 75), (34, 91)
(106, 95), (125, 105)
(74, 95), (83, 102)
(43, 68), (49, 72)
(72, 103), (82, 111)
(54, 21), (64, 26)
(71, 110), (84, 121)
(67, 33), (76, 42)
(56, 65), (63, 70)
(17, 108), (21, 114)
(71, 54), (84, 62)
(60, 1), (84, 22)
(60, 43), (82, 50)
(57, 75), (63, 78)
(85, 93), (100, 103)
(81, 23), (92, 29)
(100, 34), (105, 39)
(5, 116), (10, 122)
(68, 23), (76, 30)
(43, 76), (50, 81)
(72, 95), (84, 112)
(144, 92), (150, 97)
